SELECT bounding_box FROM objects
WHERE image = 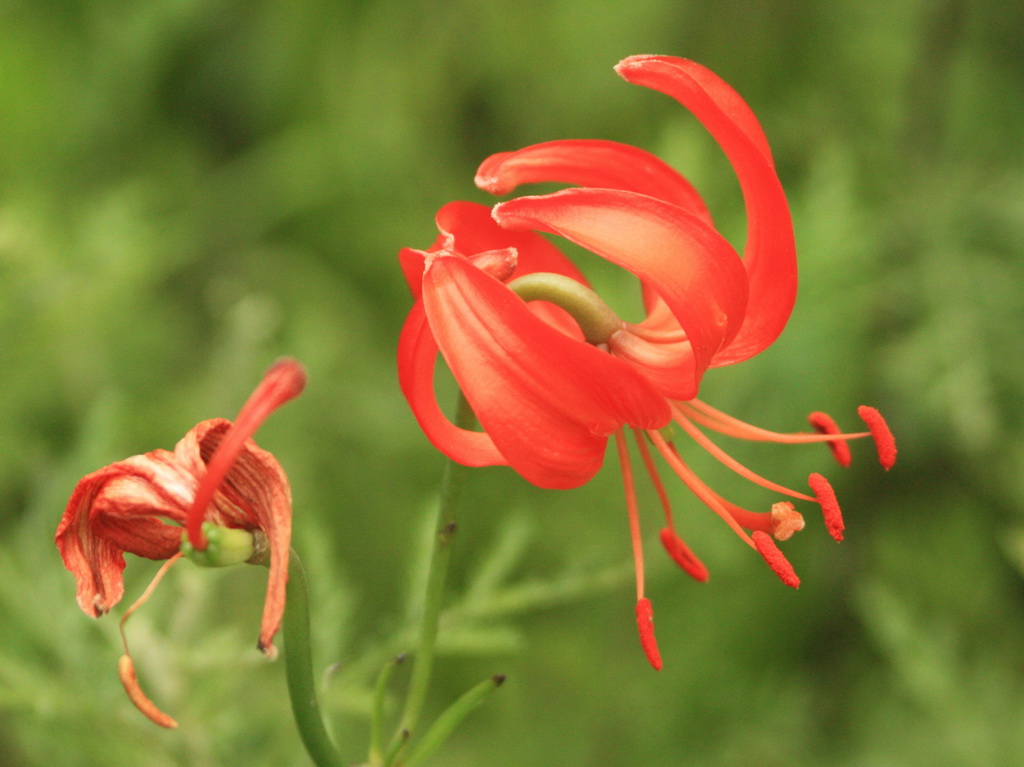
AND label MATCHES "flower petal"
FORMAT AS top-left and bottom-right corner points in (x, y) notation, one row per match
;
(176, 419), (293, 656)
(401, 201), (588, 299)
(476, 139), (713, 223)
(423, 254), (670, 488)
(55, 451), (194, 617)
(397, 300), (508, 468)
(615, 55), (796, 365)
(493, 187), (748, 400)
